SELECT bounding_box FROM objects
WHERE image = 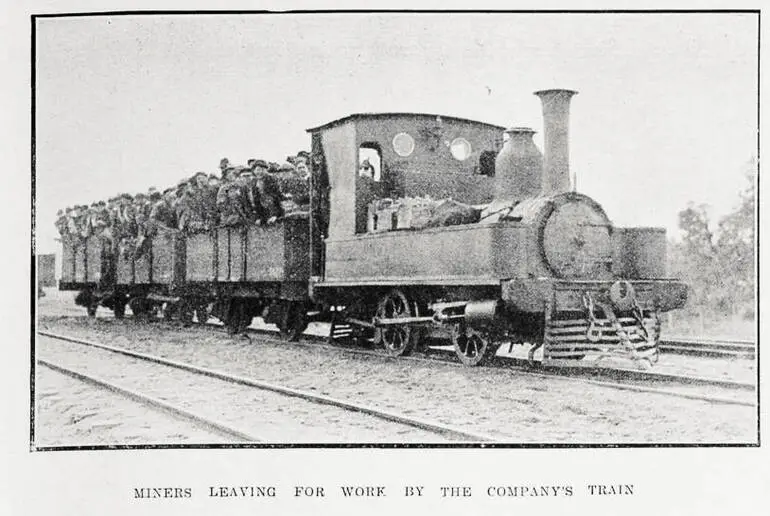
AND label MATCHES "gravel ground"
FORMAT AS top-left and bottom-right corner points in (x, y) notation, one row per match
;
(36, 334), (455, 444)
(650, 354), (756, 384)
(35, 363), (229, 446)
(36, 313), (758, 445)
